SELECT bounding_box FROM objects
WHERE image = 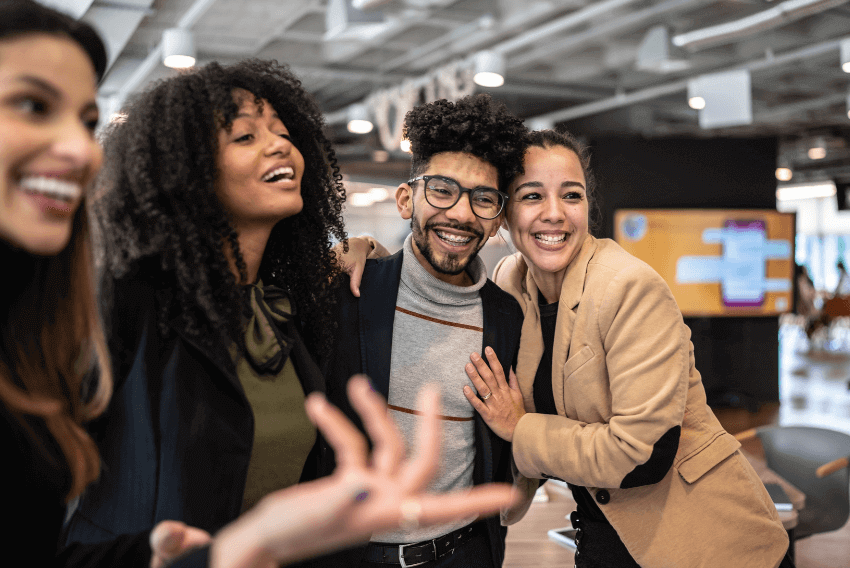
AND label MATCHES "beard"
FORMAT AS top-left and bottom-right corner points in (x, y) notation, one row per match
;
(410, 215), (486, 276)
